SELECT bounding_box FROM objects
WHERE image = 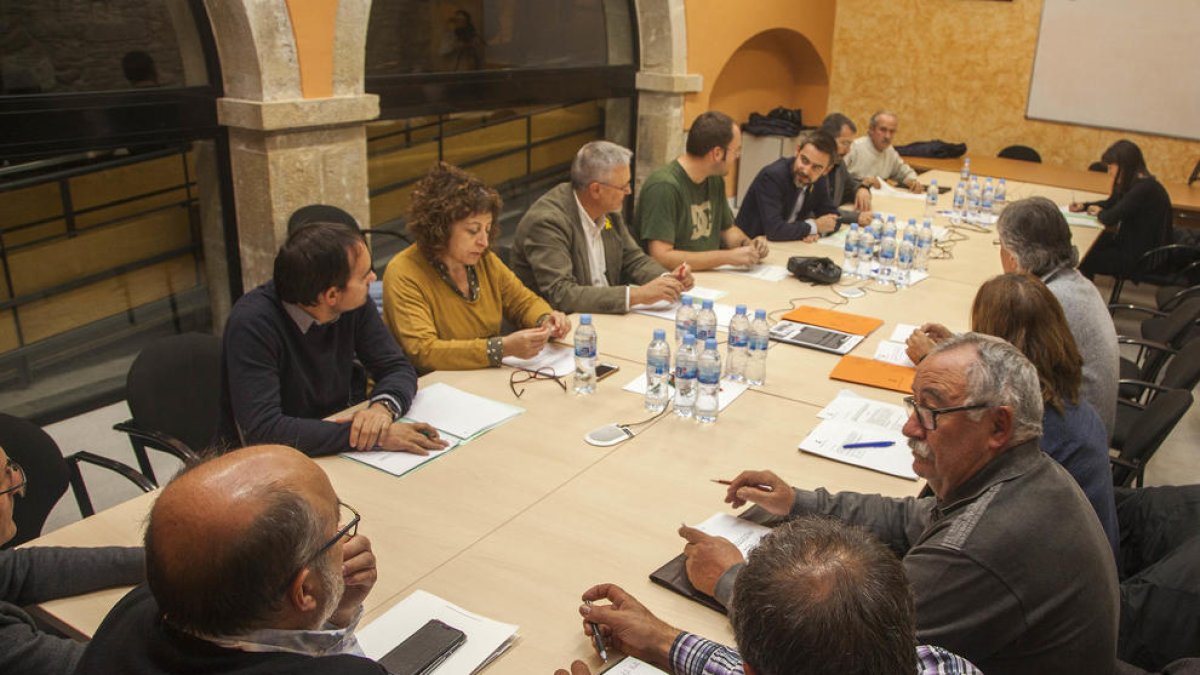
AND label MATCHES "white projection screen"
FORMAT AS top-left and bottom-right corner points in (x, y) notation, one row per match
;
(1027, 0), (1200, 141)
